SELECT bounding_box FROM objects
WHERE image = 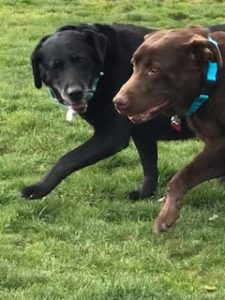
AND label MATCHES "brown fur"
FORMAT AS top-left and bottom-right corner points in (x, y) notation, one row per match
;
(113, 26), (225, 233)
